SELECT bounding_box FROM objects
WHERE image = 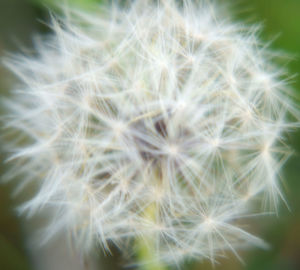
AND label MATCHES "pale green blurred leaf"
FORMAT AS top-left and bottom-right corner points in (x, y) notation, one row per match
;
(30, 0), (102, 10)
